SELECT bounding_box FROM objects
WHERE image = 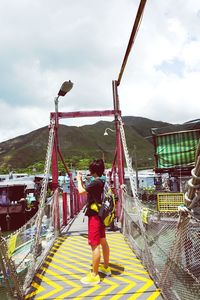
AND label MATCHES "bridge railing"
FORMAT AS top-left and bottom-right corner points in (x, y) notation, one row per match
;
(0, 186), (86, 299)
(122, 192), (200, 300)
(119, 115), (200, 300)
